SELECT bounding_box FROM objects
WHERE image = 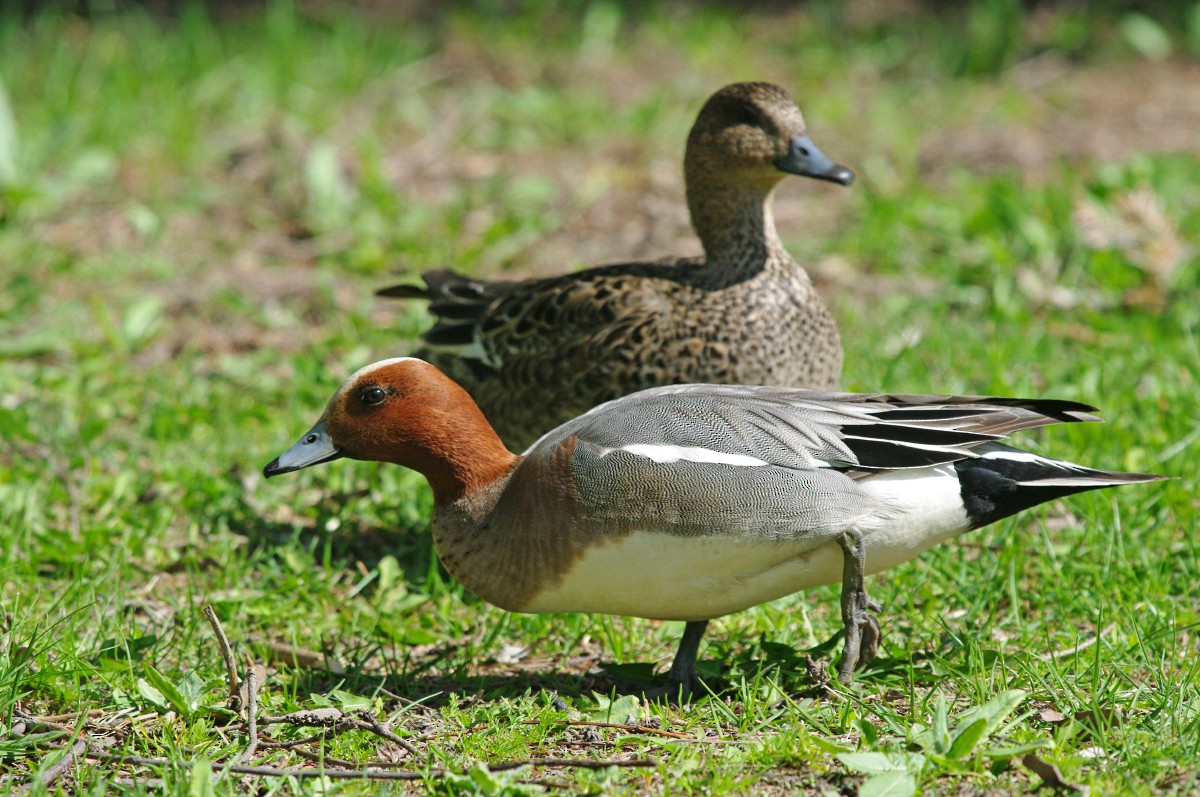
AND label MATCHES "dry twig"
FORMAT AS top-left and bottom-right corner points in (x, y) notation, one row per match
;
(34, 739), (87, 791)
(203, 604), (242, 711)
(287, 746), (366, 769)
(544, 720), (691, 740)
(257, 732), (330, 749)
(240, 666), (259, 763)
(258, 708), (421, 758)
